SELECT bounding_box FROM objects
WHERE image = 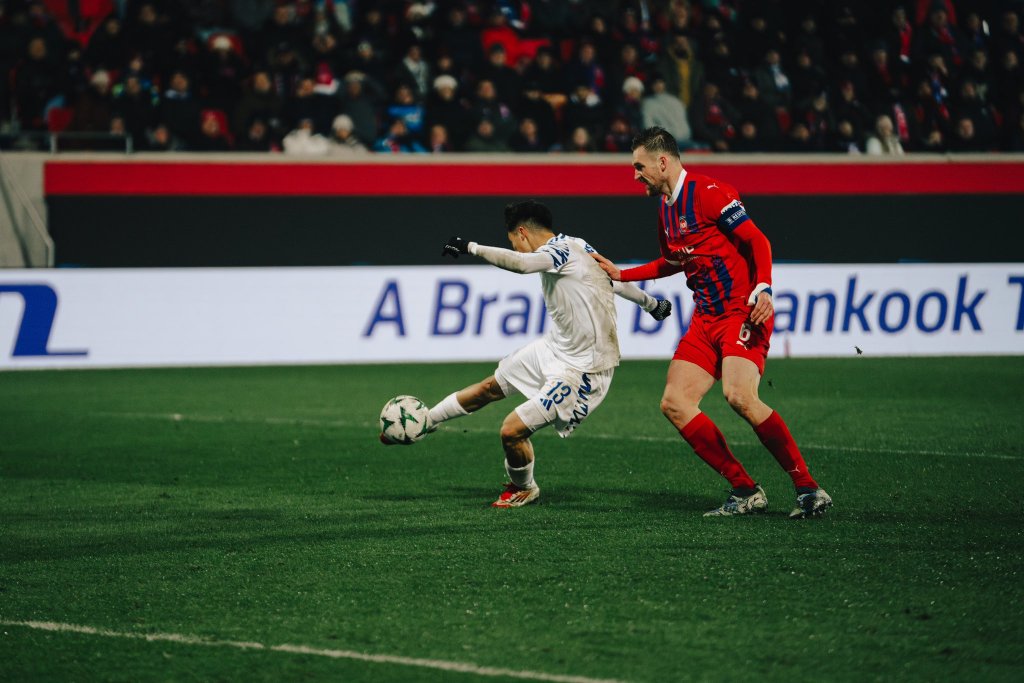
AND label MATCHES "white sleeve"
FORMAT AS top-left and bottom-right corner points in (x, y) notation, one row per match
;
(613, 281), (657, 311)
(468, 242), (553, 274)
